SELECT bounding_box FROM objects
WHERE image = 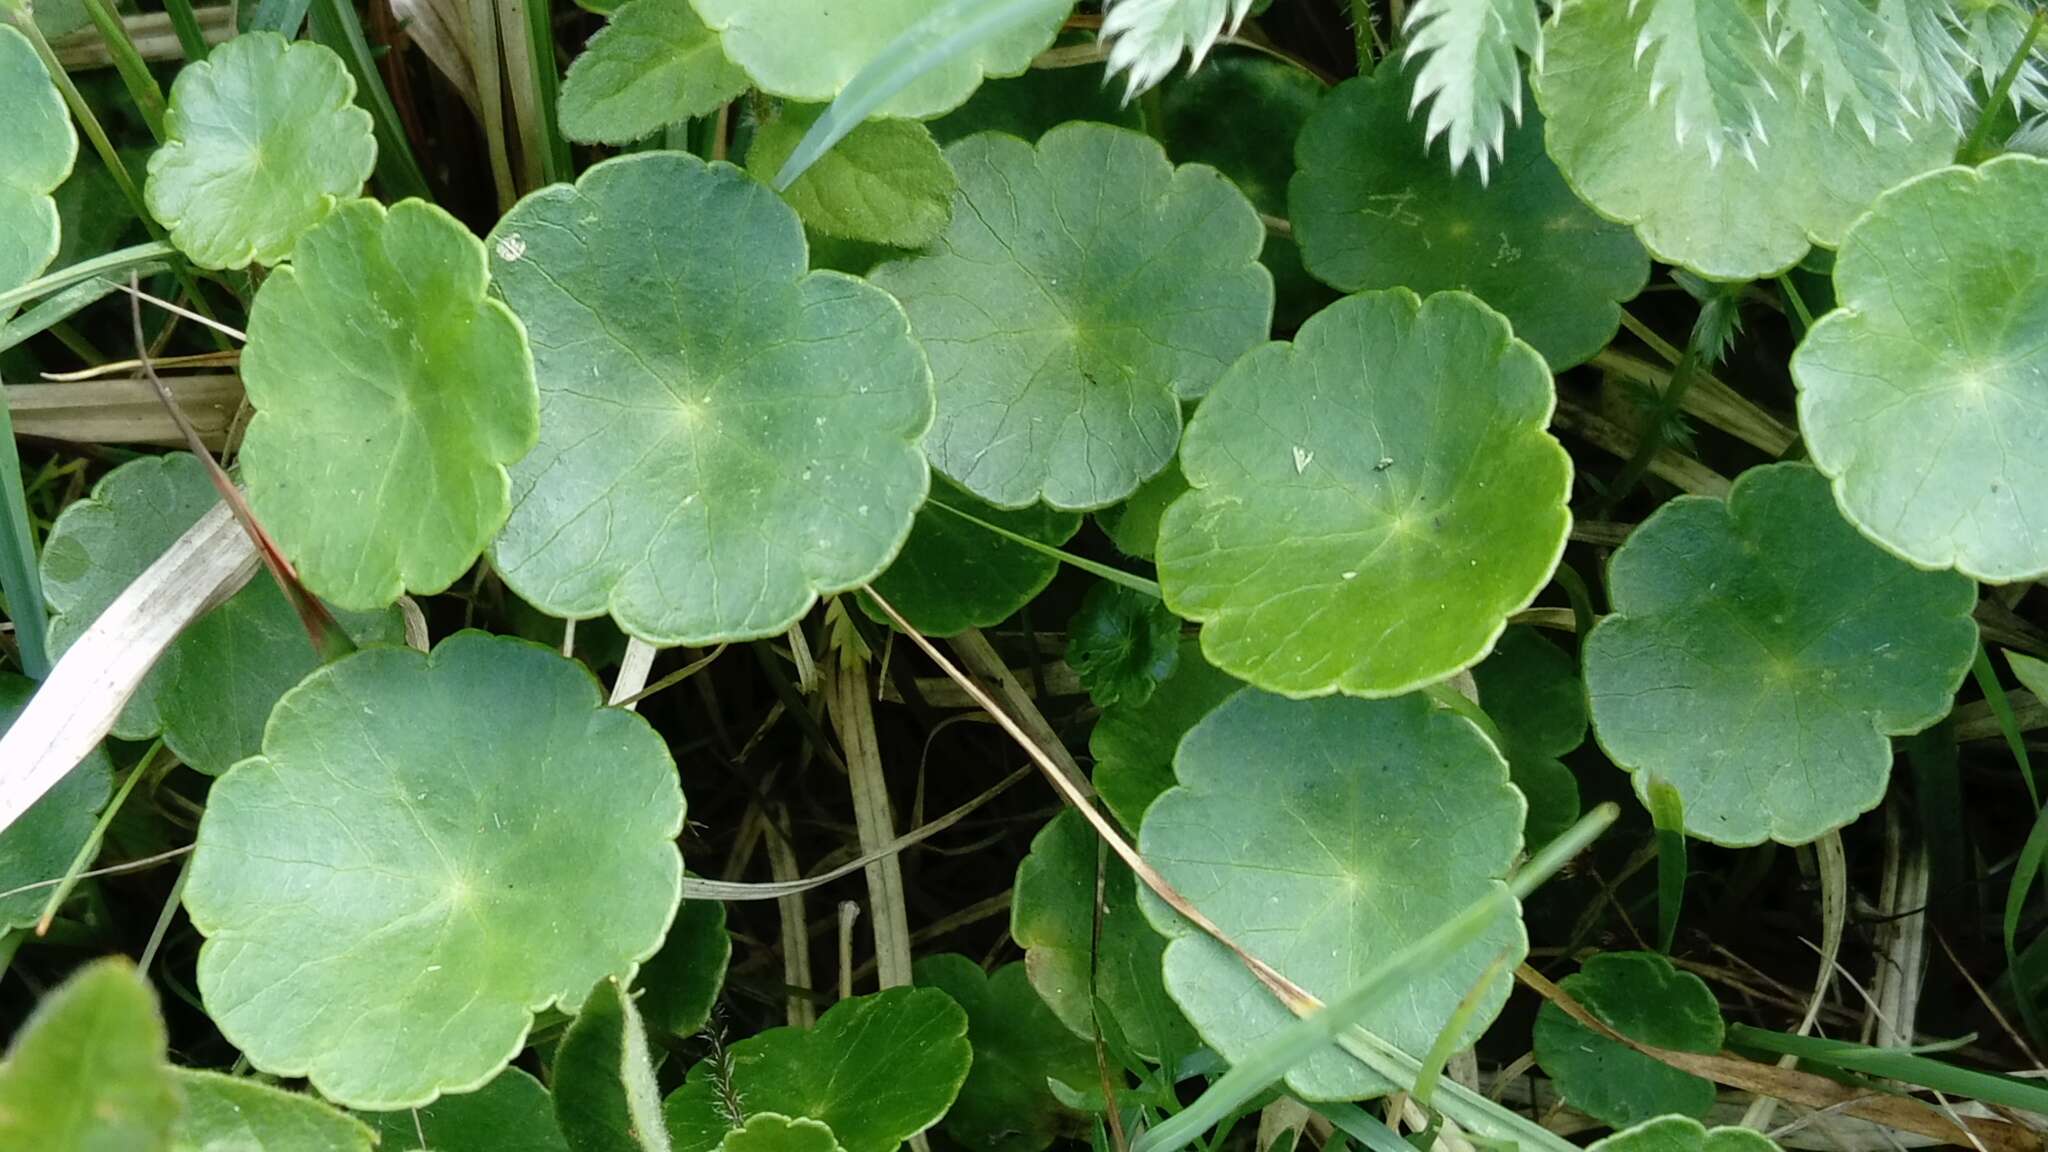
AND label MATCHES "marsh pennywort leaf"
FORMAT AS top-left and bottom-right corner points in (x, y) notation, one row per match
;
(239, 198), (538, 612)
(0, 959), (179, 1152)
(859, 477), (1081, 638)
(1472, 627), (1586, 847)
(663, 987), (970, 1152)
(184, 632), (684, 1109)
(40, 454), (404, 775)
(1584, 464), (1977, 846)
(362, 1068), (570, 1152)
(1011, 808), (1196, 1061)
(0, 22), (75, 297)
(870, 123), (1272, 511)
(555, 979), (672, 1152)
(1531, 951), (1721, 1128)
(1291, 67), (1647, 369)
(143, 32), (375, 270)
(0, 675), (111, 932)
(720, 1116), (843, 1152)
(1097, 461), (1187, 562)
(1792, 155), (2048, 583)
(688, 0), (1067, 118)
(914, 956), (1094, 1152)
(1066, 582), (1180, 710)
(1156, 289), (1570, 699)
(1589, 1116), (1779, 1152)
(557, 0), (750, 146)
(174, 1070), (377, 1152)
(1088, 638), (1240, 834)
(487, 153), (931, 646)
(929, 53), (1141, 144)
(1531, 0), (1954, 281)
(637, 897), (730, 1039)
(1139, 689), (1526, 1100)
